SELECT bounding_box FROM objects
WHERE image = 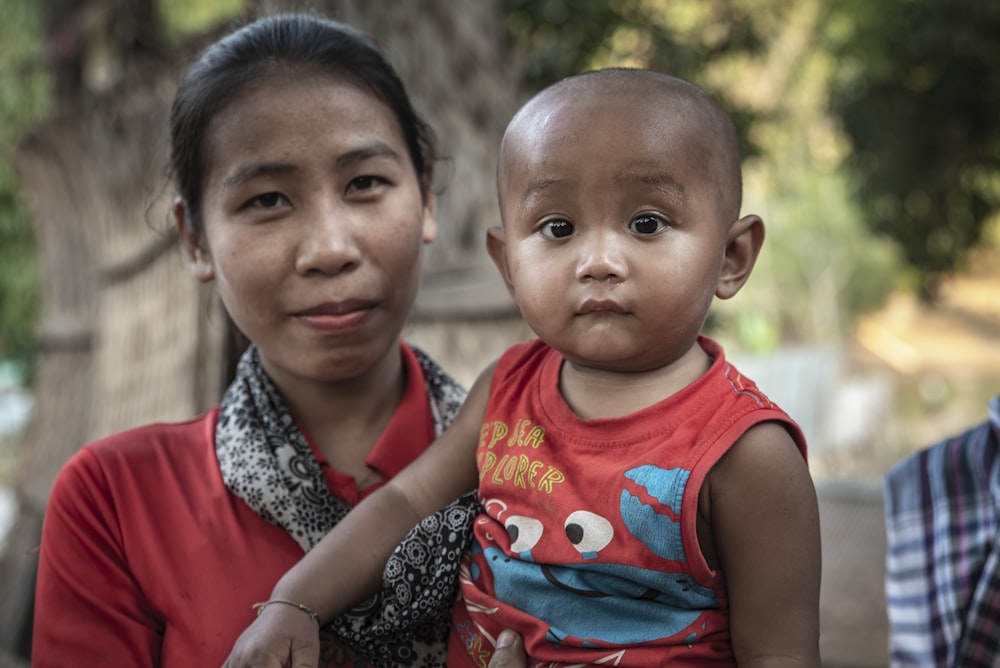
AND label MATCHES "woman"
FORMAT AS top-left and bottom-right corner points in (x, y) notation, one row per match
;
(32, 13), (519, 667)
